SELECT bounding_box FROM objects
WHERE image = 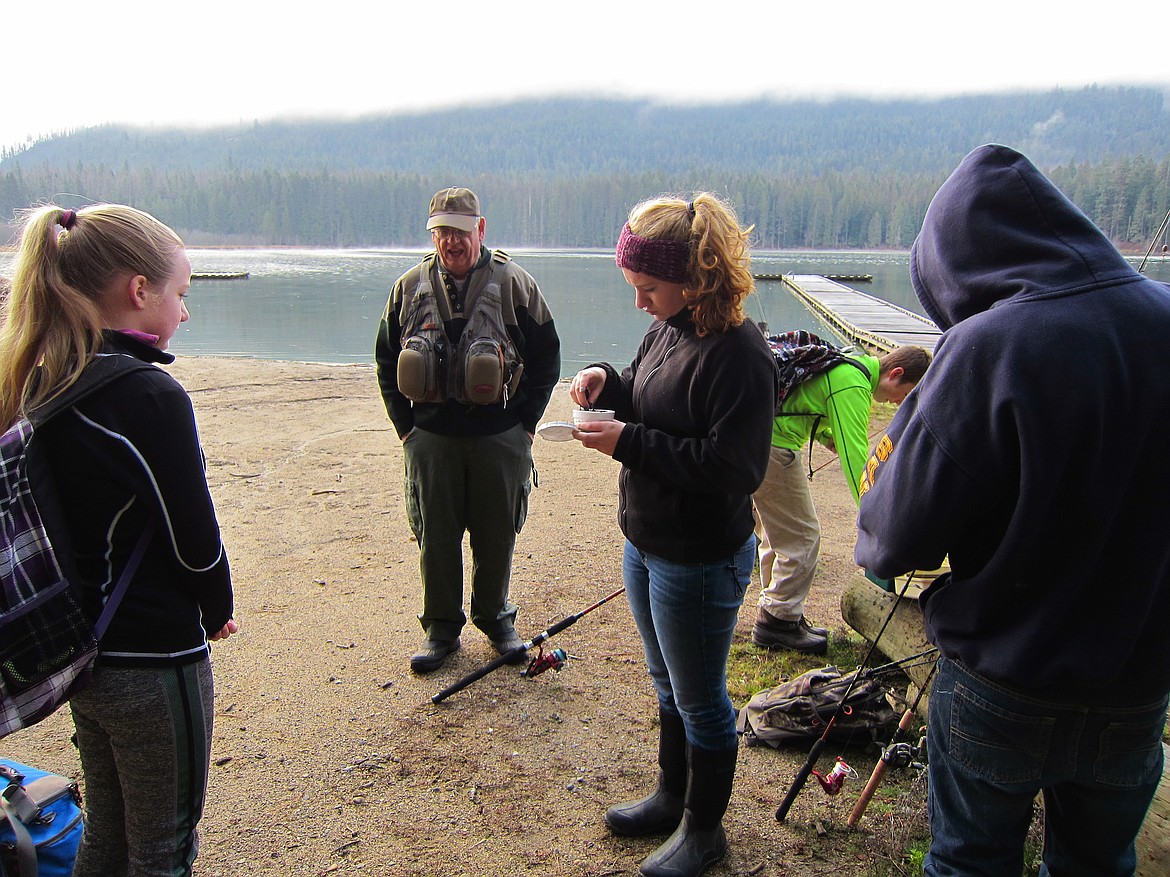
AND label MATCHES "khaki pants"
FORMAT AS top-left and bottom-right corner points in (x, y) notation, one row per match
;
(752, 446), (820, 622)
